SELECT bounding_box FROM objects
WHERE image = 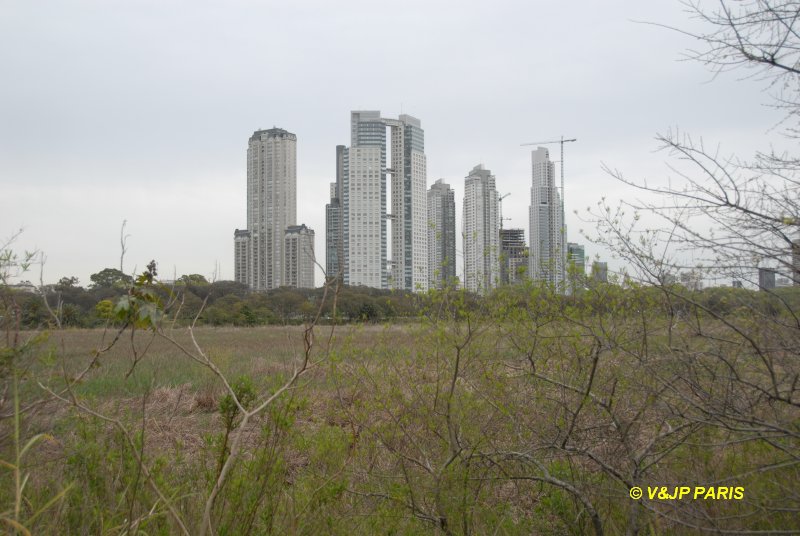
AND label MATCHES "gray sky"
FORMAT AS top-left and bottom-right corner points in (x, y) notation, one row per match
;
(0, 0), (786, 286)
